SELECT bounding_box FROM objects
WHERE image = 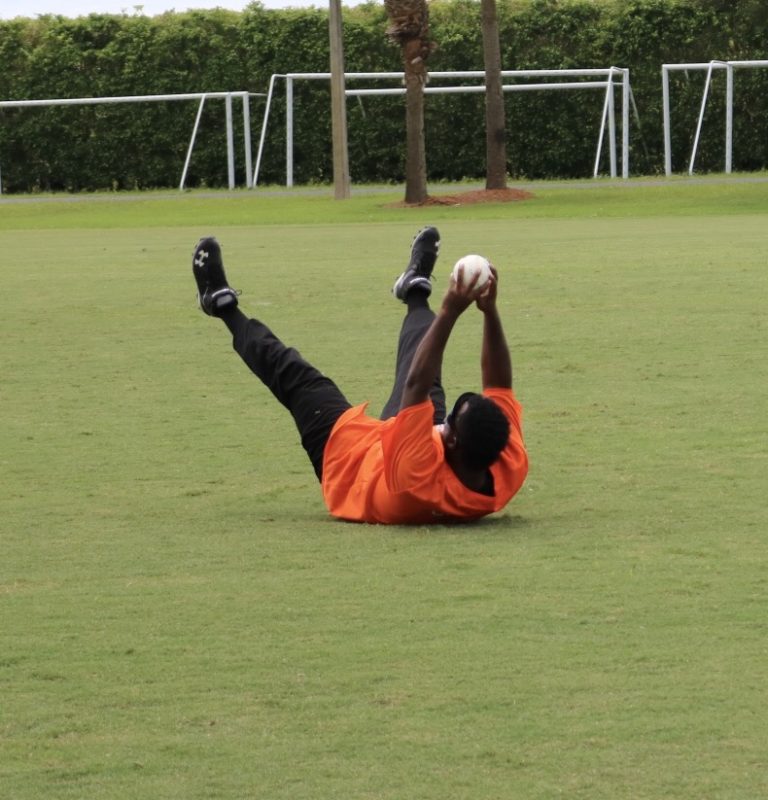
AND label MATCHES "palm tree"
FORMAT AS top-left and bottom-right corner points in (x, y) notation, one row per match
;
(385, 0), (435, 203)
(481, 0), (507, 190)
